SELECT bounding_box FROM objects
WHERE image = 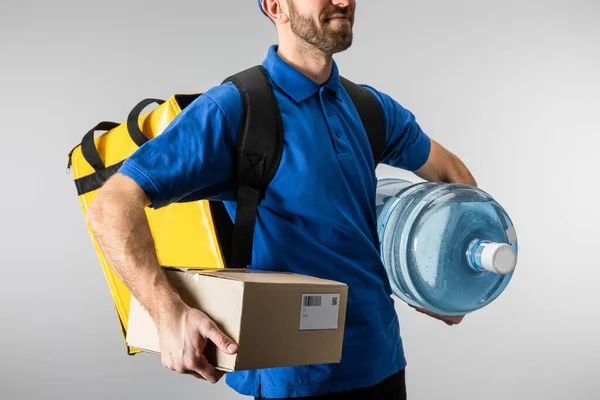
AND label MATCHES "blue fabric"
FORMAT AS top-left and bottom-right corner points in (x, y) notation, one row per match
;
(118, 45), (431, 398)
(258, 0), (267, 16)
